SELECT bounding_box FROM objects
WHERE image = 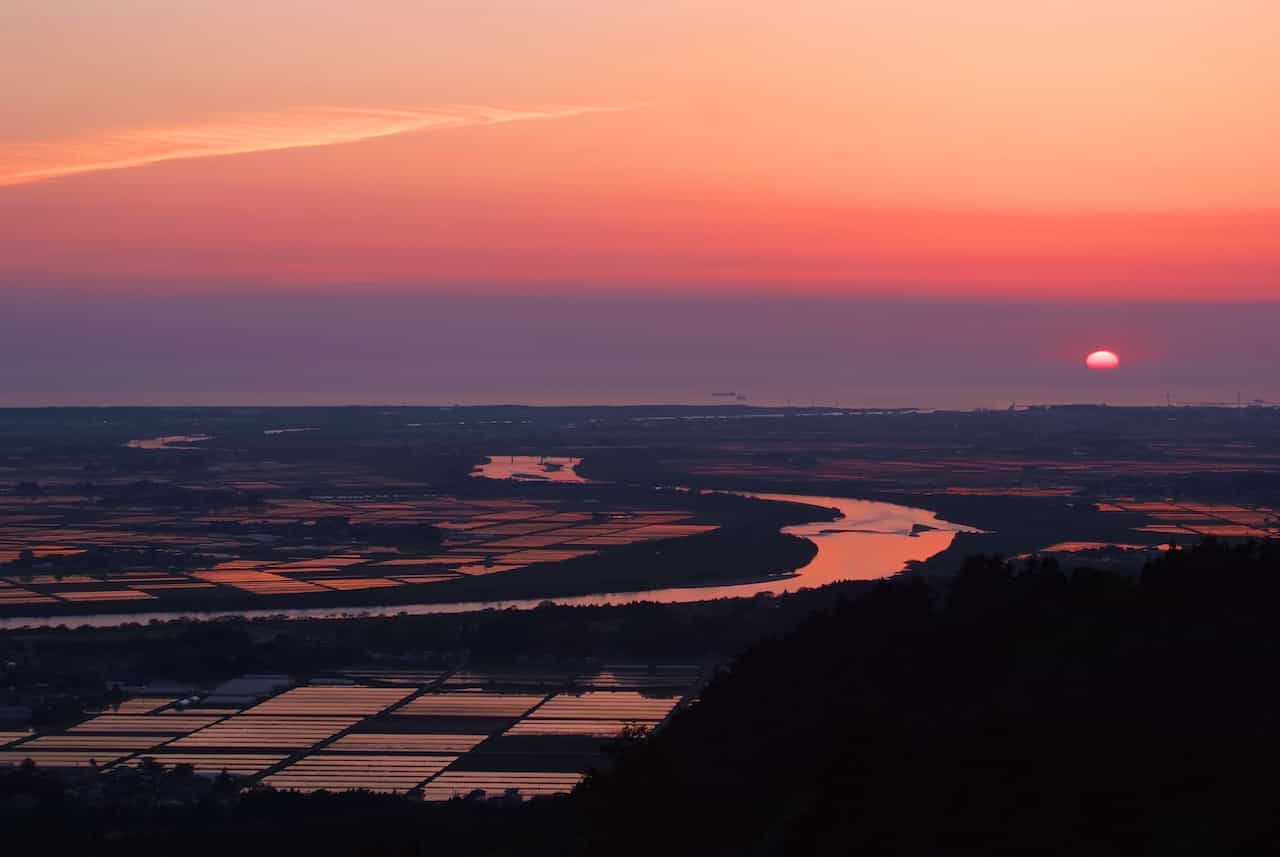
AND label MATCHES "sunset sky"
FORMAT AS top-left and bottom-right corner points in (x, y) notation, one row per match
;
(3, 2), (1278, 404)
